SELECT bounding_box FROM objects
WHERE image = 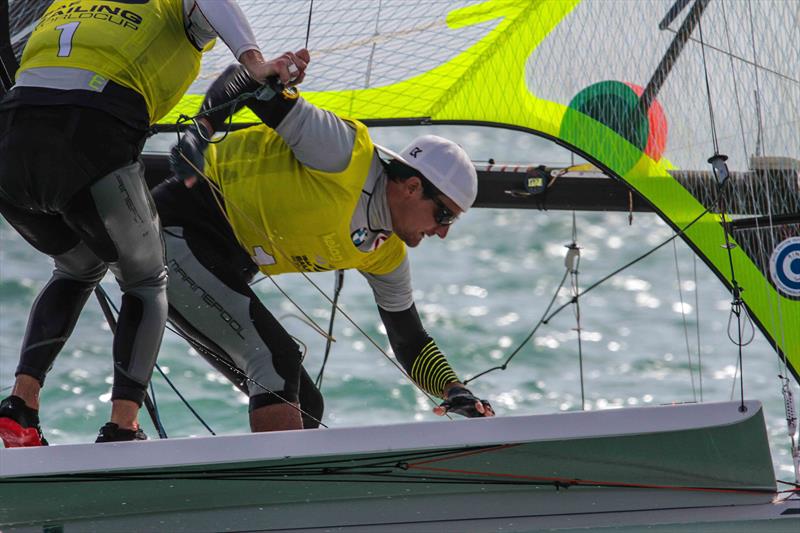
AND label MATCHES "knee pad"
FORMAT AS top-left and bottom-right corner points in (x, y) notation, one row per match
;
(53, 242), (107, 284)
